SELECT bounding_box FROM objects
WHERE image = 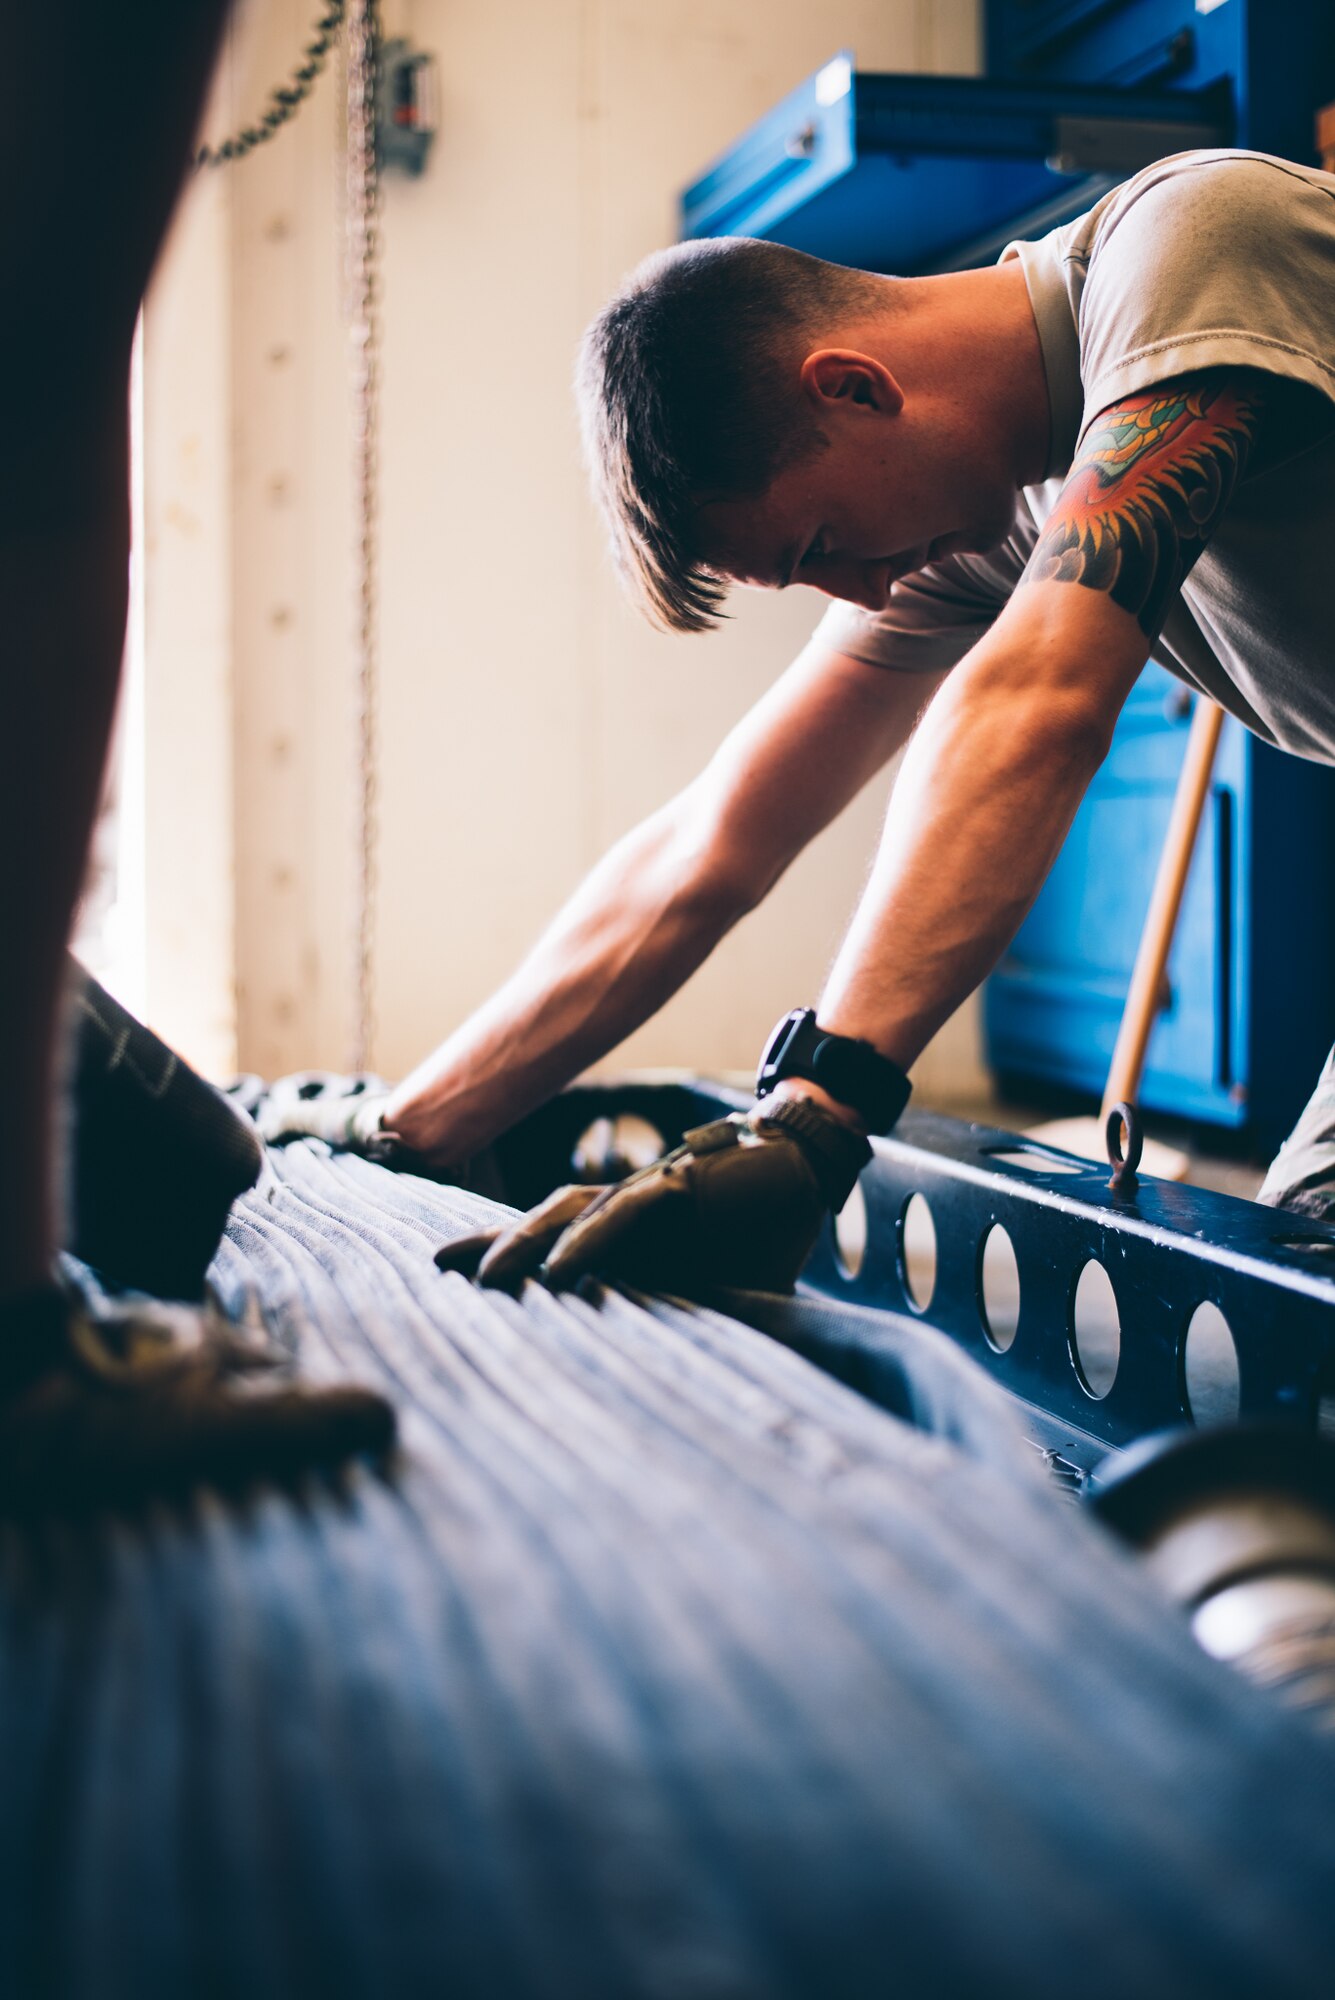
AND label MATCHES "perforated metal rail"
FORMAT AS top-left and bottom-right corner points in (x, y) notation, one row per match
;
(492, 1079), (1335, 1491)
